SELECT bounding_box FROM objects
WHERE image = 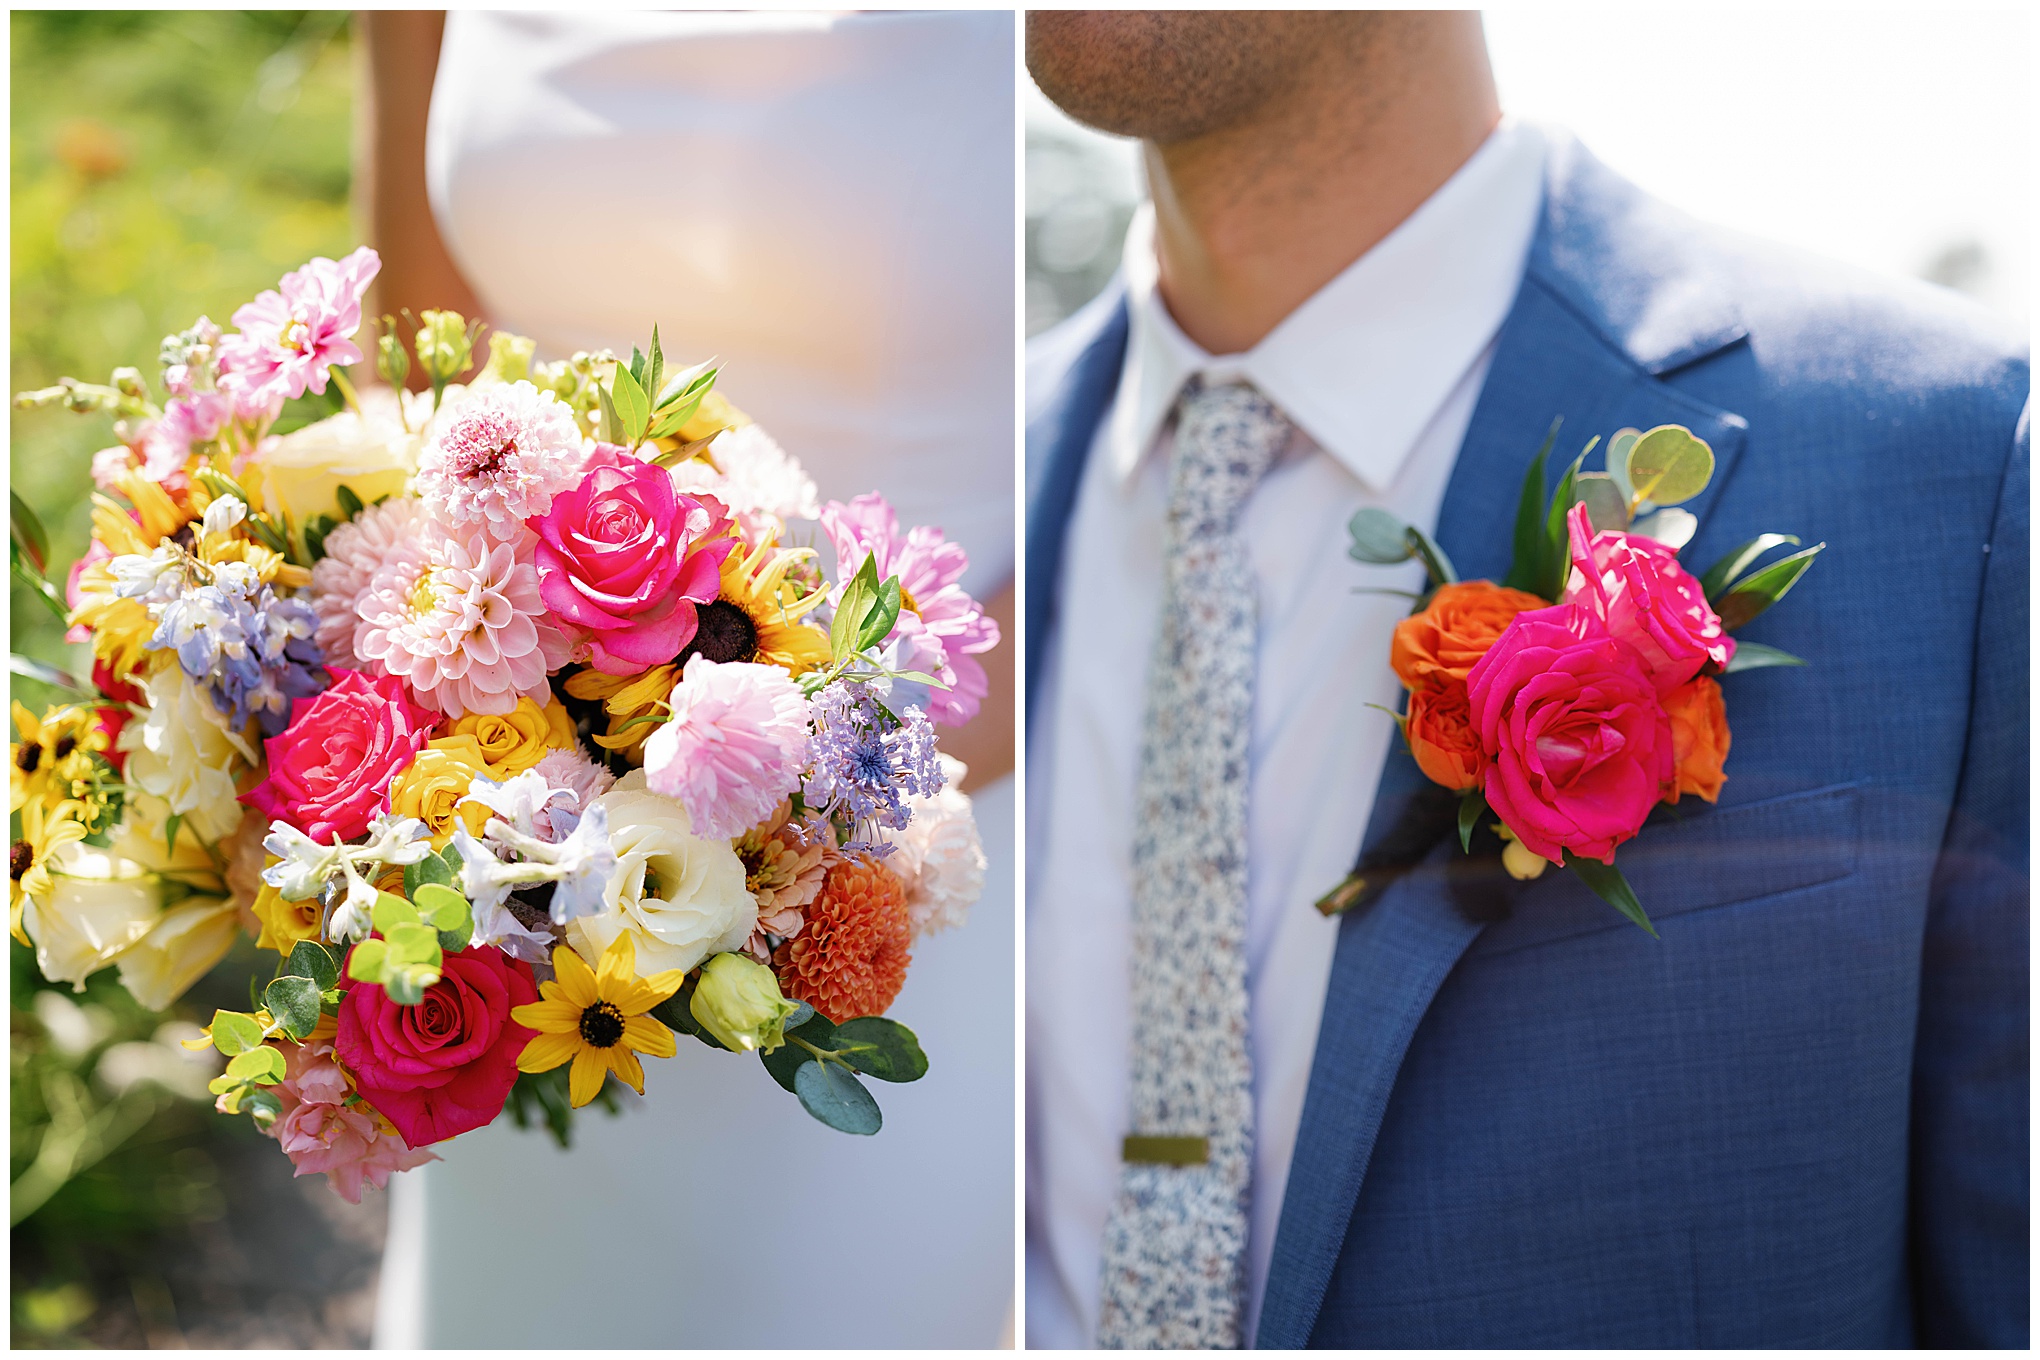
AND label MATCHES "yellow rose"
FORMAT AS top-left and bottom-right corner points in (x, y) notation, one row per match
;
(241, 386), (422, 528)
(387, 735), (502, 848)
(446, 697), (578, 776)
(117, 898), (240, 1010)
(251, 881), (323, 954)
